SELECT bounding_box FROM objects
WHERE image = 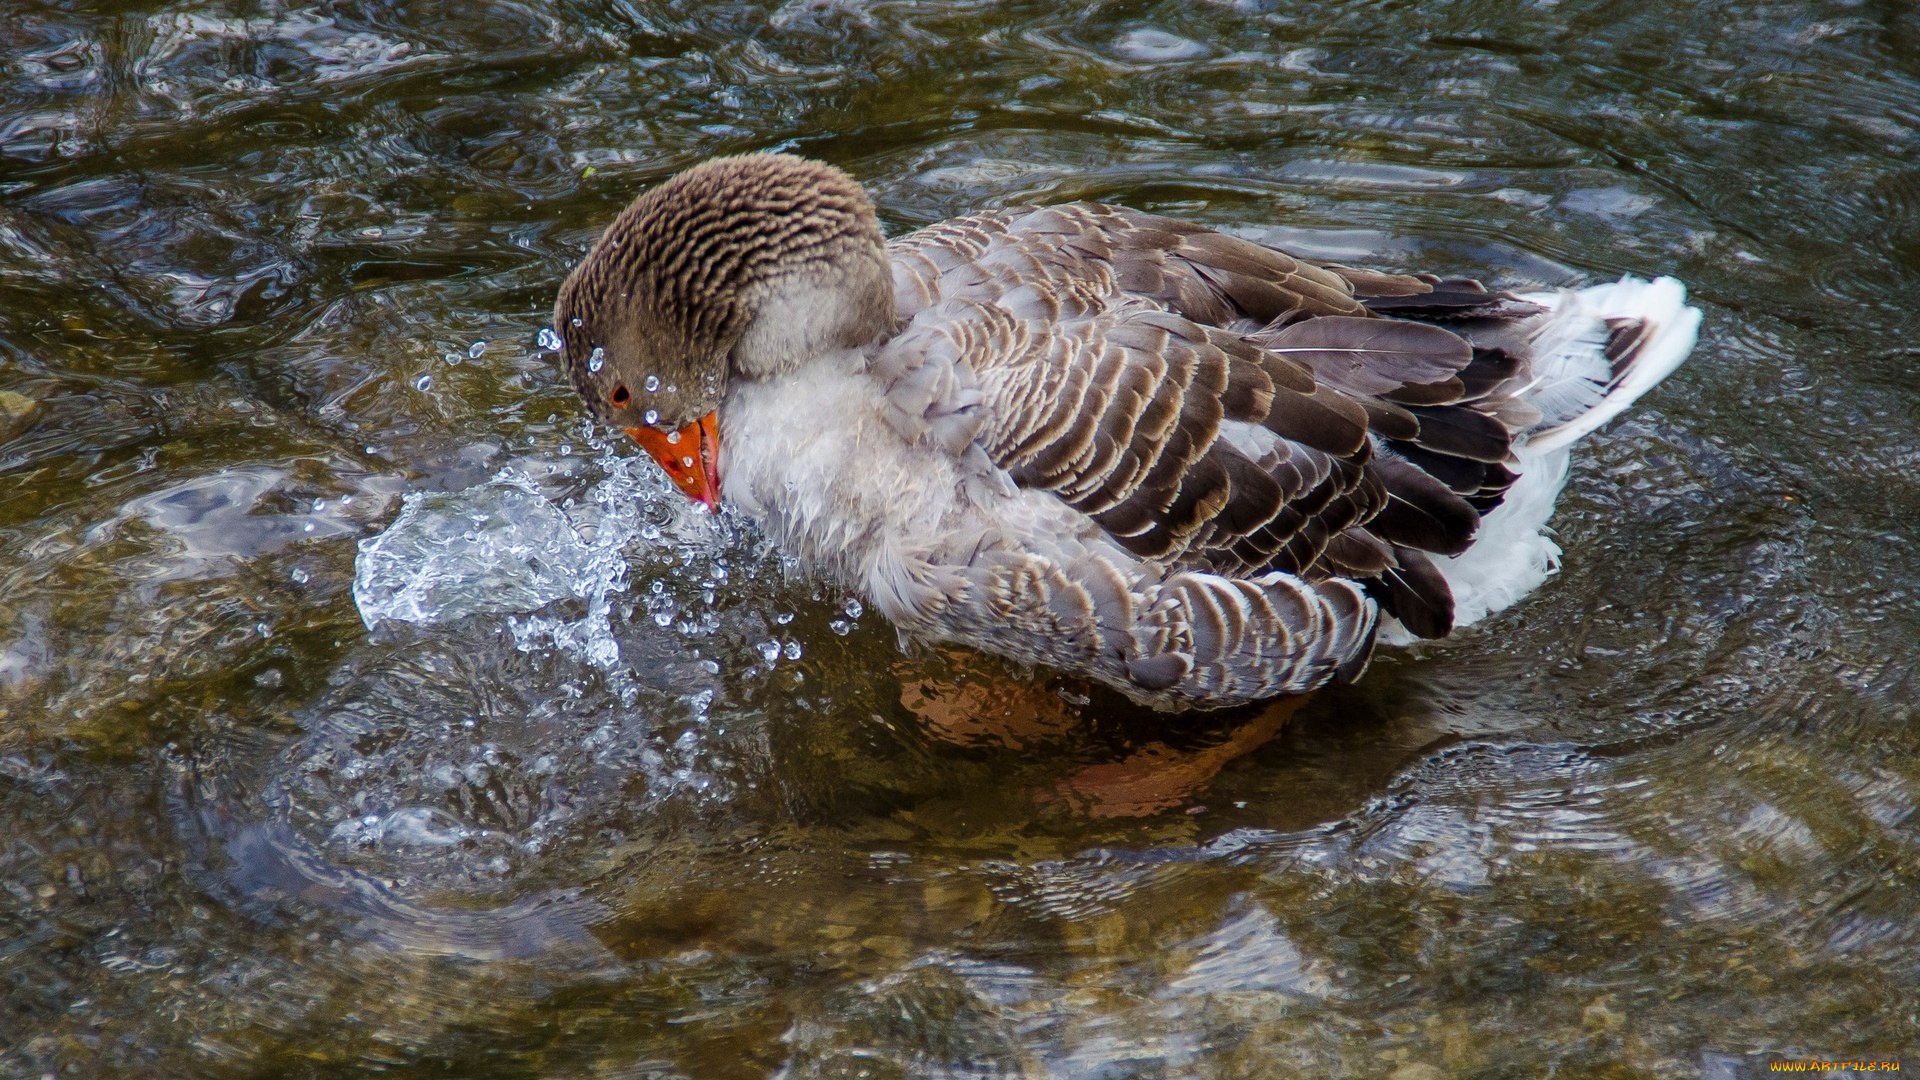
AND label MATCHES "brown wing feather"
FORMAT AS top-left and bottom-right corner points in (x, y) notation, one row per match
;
(886, 204), (1551, 647)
